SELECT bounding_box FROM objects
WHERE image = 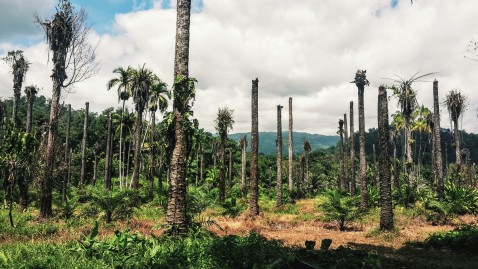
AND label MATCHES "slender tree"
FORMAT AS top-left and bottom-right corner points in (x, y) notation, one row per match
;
(63, 104), (71, 202)
(288, 97), (294, 203)
(338, 119), (345, 190)
(302, 139), (311, 193)
(214, 107), (234, 203)
(228, 149), (233, 192)
(92, 142), (100, 185)
(104, 112), (113, 190)
(241, 135), (248, 198)
(249, 78), (260, 216)
(349, 101), (356, 195)
(166, 0), (193, 234)
(445, 89), (467, 166)
(2, 50), (29, 127)
(36, 0), (98, 218)
(107, 66), (133, 189)
(378, 85), (393, 230)
(352, 70), (369, 208)
(344, 113), (349, 191)
(276, 105), (283, 206)
(80, 102), (89, 185)
(433, 80), (444, 199)
(18, 85), (38, 212)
